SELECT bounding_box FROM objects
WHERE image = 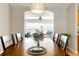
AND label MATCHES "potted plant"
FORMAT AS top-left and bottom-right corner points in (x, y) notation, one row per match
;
(61, 33), (71, 38)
